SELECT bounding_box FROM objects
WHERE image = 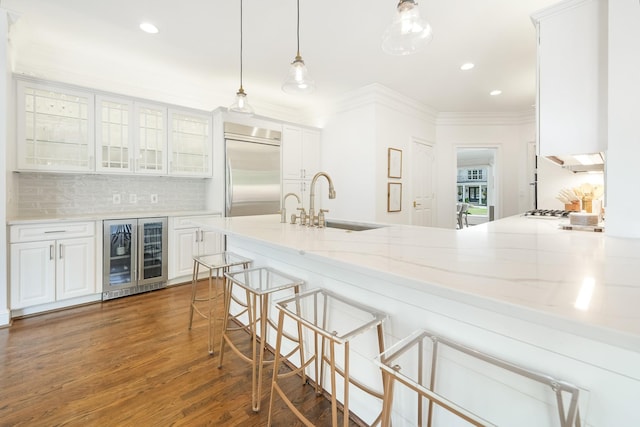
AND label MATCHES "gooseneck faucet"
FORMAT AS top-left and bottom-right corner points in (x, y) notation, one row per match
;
(280, 192), (301, 223)
(308, 172), (336, 227)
